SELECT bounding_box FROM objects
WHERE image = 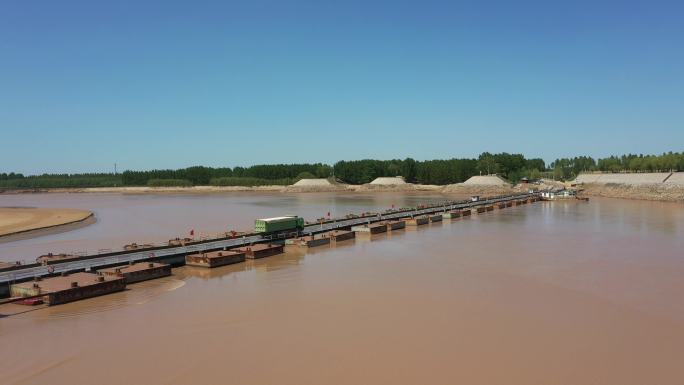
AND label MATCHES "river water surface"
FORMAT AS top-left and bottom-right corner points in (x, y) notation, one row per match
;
(1, 193), (684, 384)
(0, 192), (448, 263)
